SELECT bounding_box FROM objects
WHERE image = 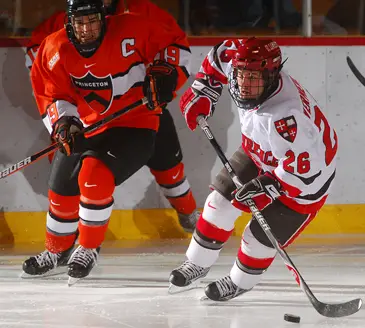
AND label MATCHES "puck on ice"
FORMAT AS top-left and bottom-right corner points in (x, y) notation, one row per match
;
(284, 314), (300, 323)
